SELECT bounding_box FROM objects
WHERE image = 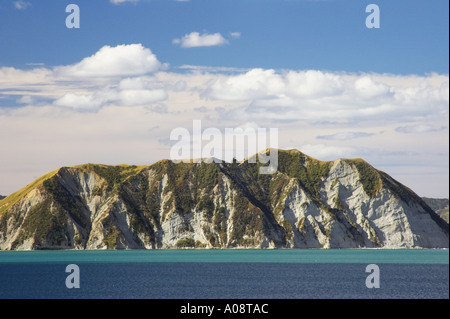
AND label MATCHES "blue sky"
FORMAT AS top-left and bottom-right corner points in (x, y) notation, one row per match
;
(0, 0), (449, 198)
(1, 0), (448, 73)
